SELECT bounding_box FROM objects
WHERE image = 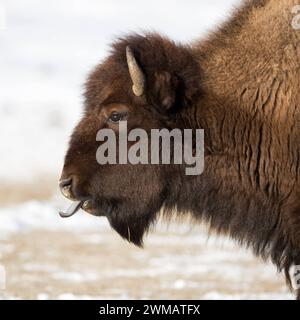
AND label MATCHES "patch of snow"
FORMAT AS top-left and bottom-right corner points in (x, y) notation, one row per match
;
(56, 293), (103, 300)
(202, 291), (294, 300)
(52, 271), (99, 282)
(0, 199), (110, 239)
(37, 293), (49, 300)
(56, 293), (129, 300)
